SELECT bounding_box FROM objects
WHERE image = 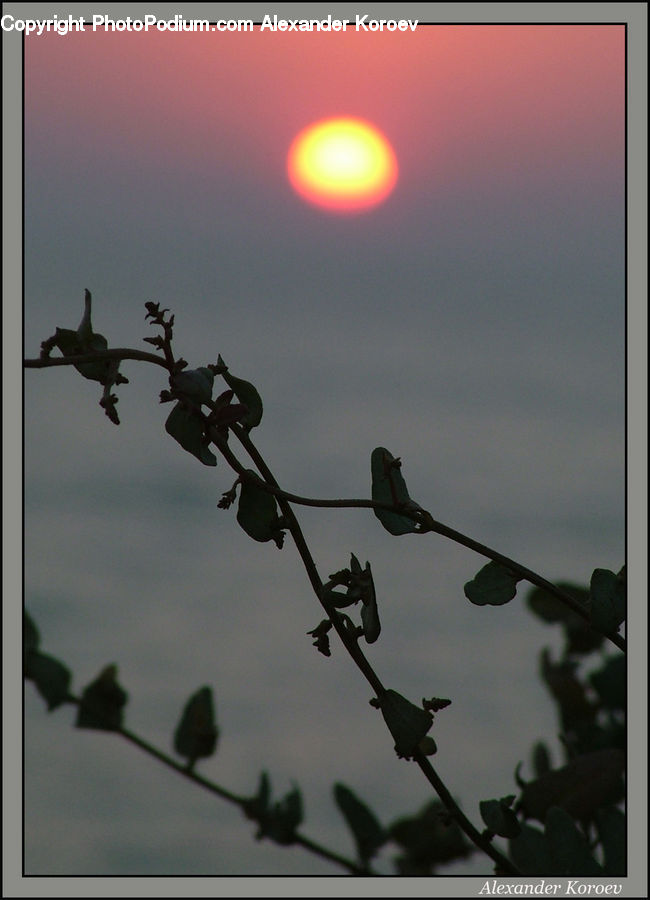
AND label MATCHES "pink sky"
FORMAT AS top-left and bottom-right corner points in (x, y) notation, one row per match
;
(26, 24), (624, 205)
